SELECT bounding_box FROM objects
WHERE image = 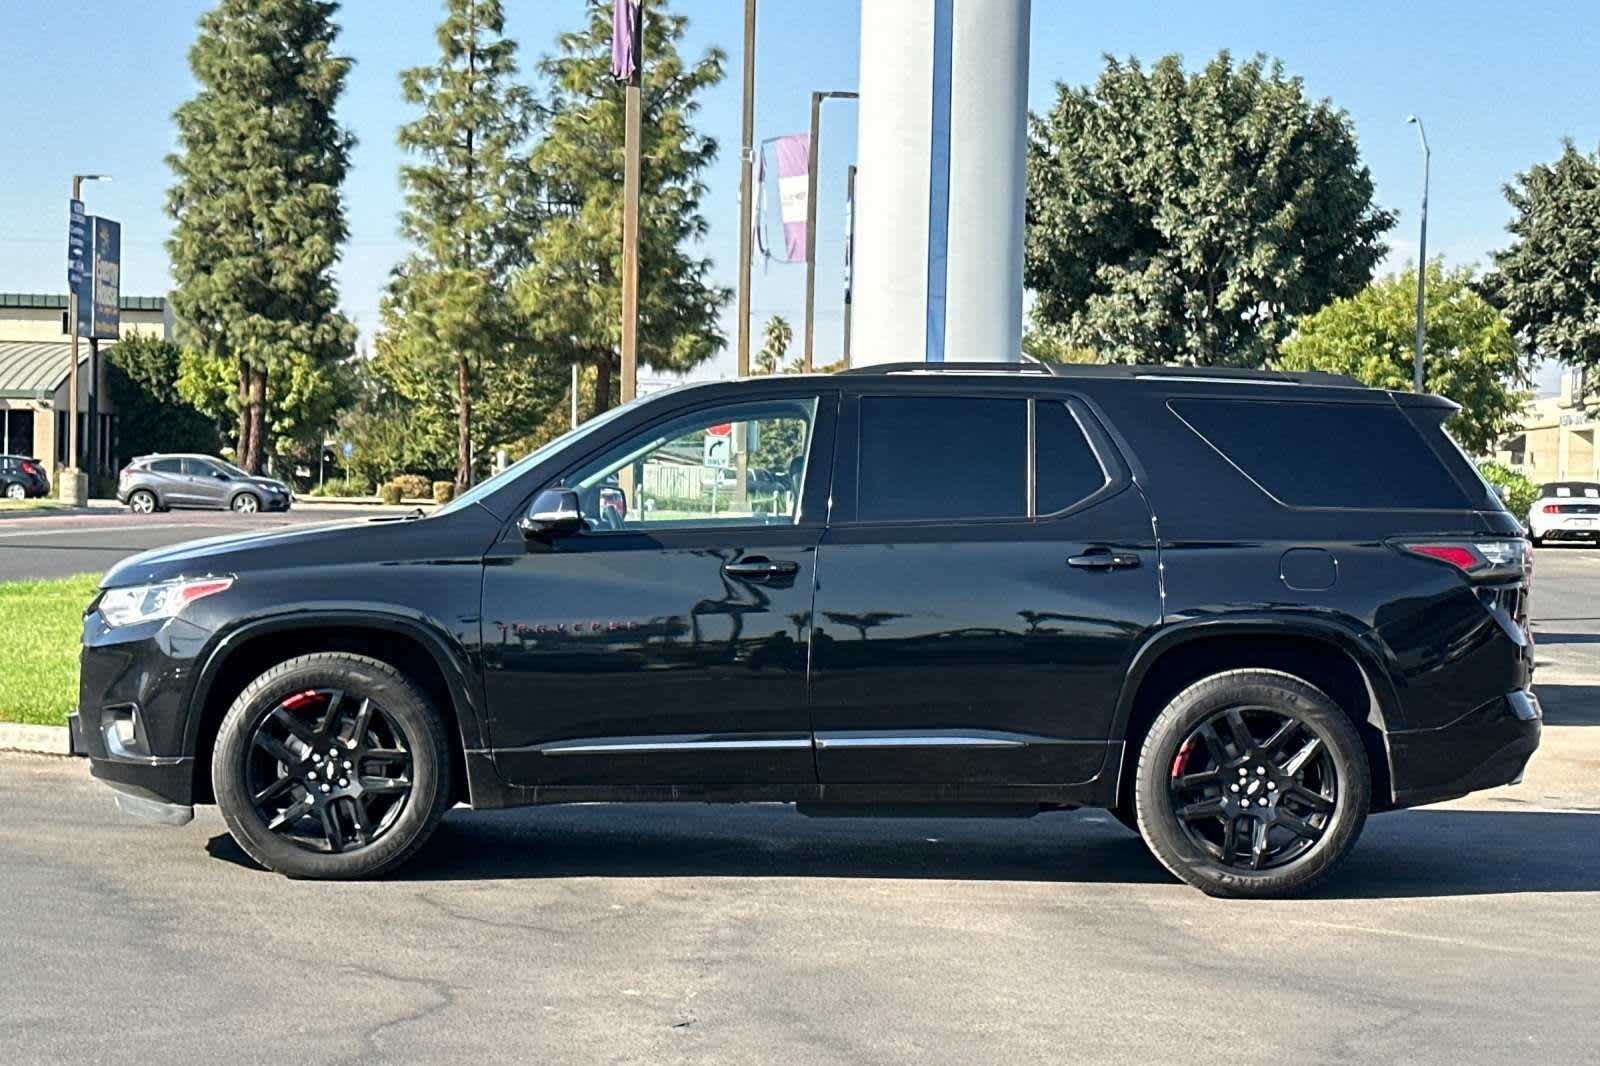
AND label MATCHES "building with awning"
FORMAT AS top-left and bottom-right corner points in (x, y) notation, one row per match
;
(0, 292), (171, 474)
